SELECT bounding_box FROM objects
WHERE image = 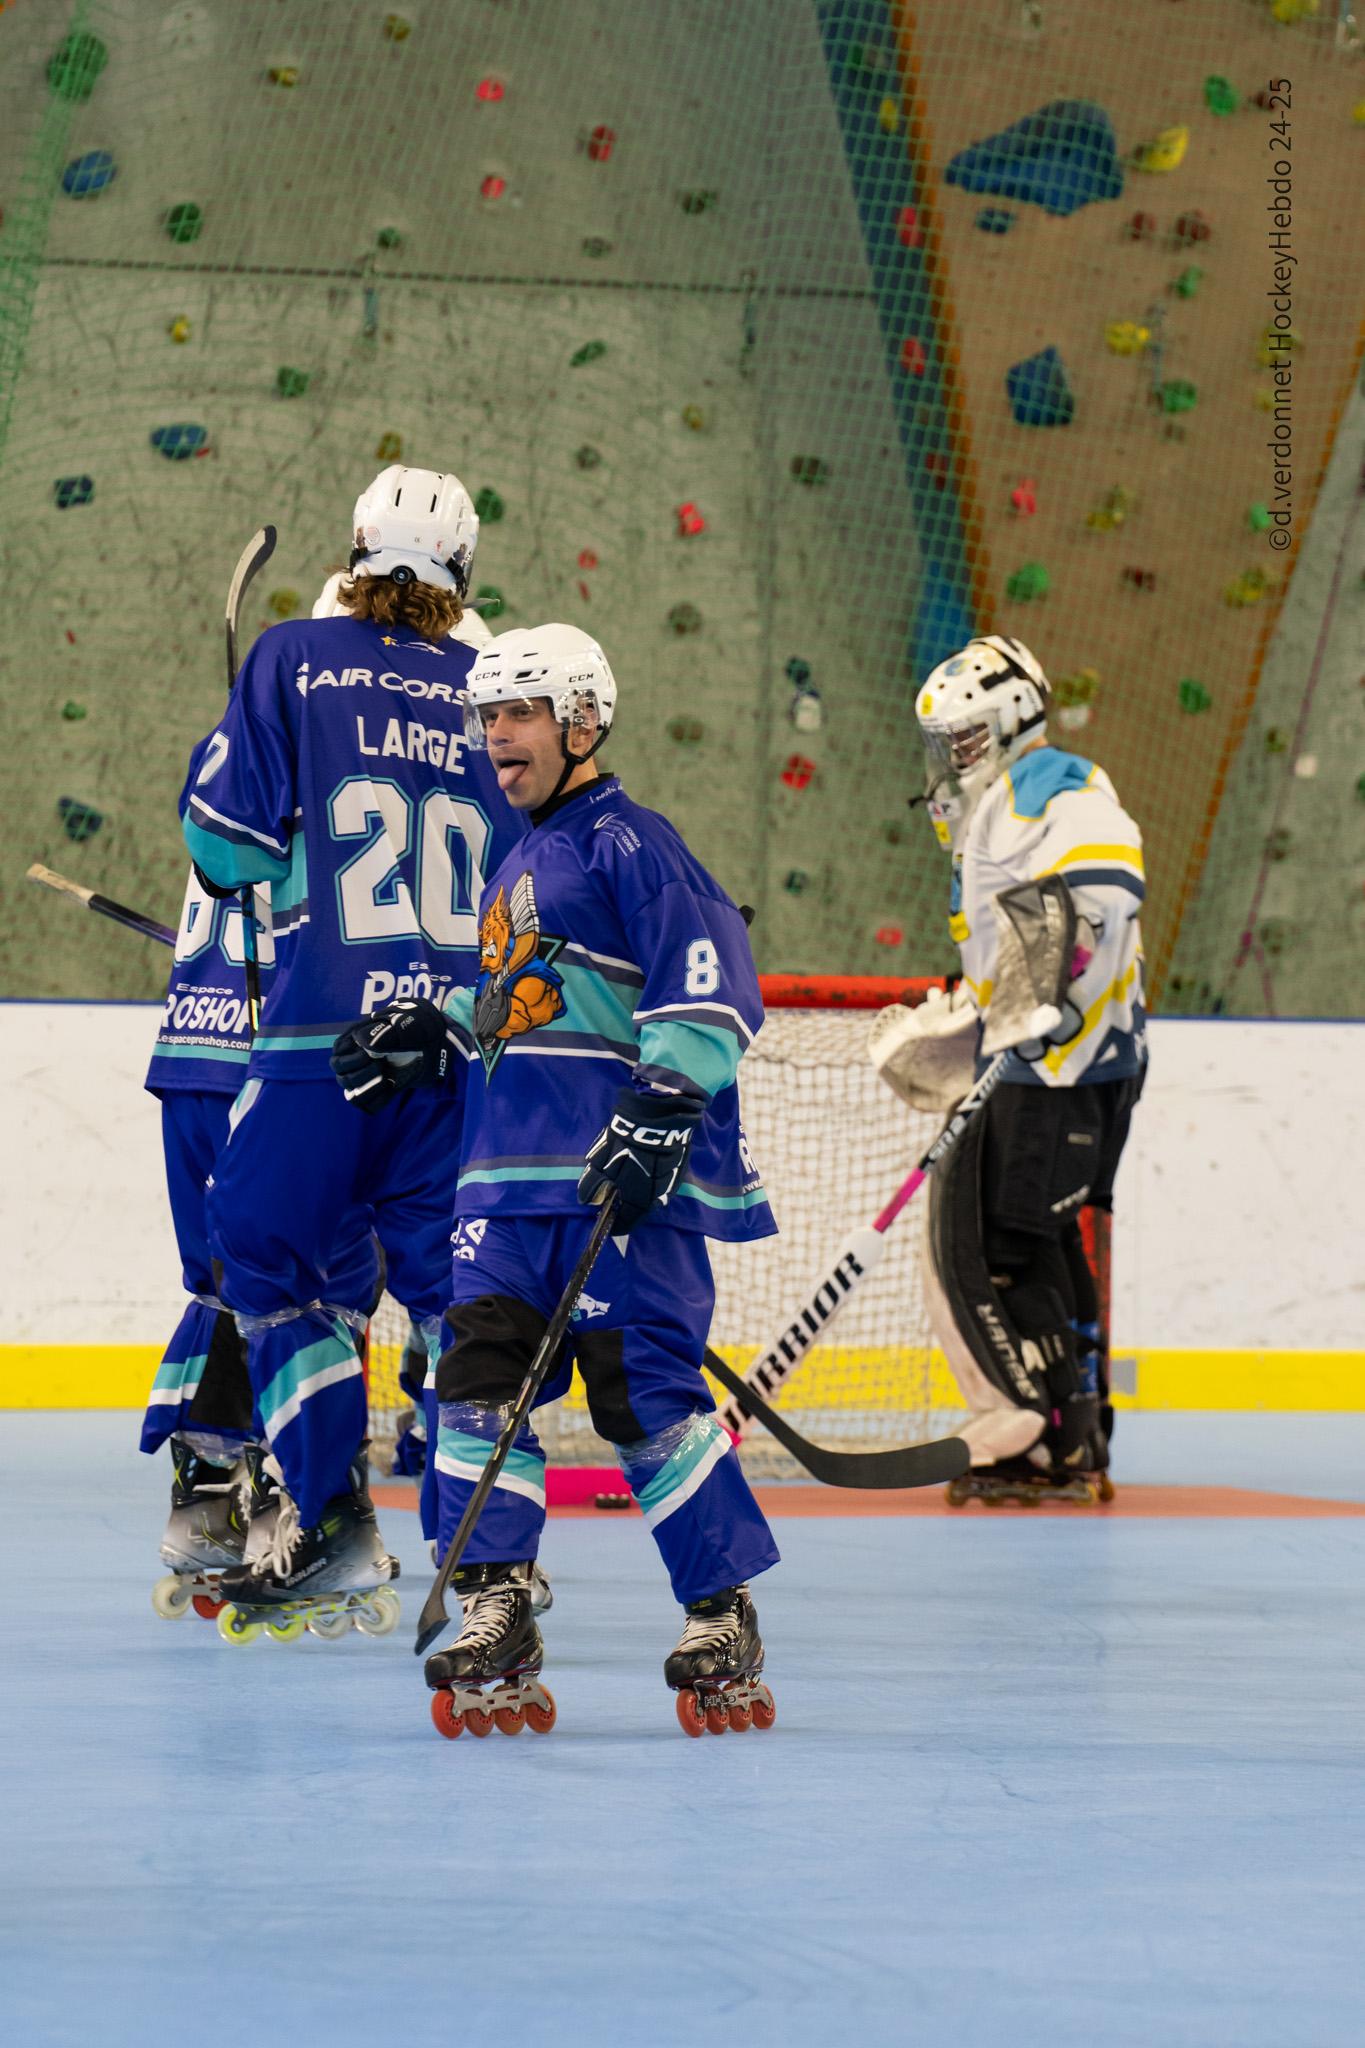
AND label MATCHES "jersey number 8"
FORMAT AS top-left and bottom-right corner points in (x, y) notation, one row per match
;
(684, 939), (721, 998)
